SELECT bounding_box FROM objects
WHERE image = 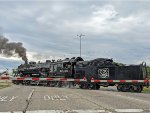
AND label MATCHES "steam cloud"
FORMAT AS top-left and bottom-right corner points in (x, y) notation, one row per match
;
(0, 35), (28, 63)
